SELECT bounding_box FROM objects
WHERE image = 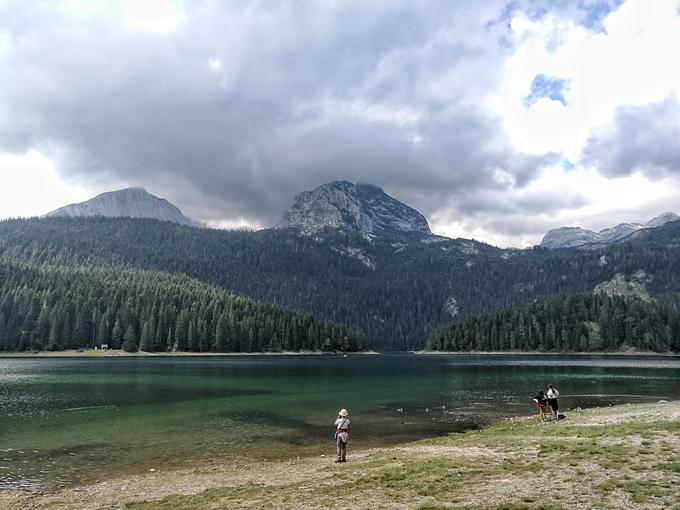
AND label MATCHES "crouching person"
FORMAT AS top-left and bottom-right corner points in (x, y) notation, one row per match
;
(334, 409), (350, 463)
